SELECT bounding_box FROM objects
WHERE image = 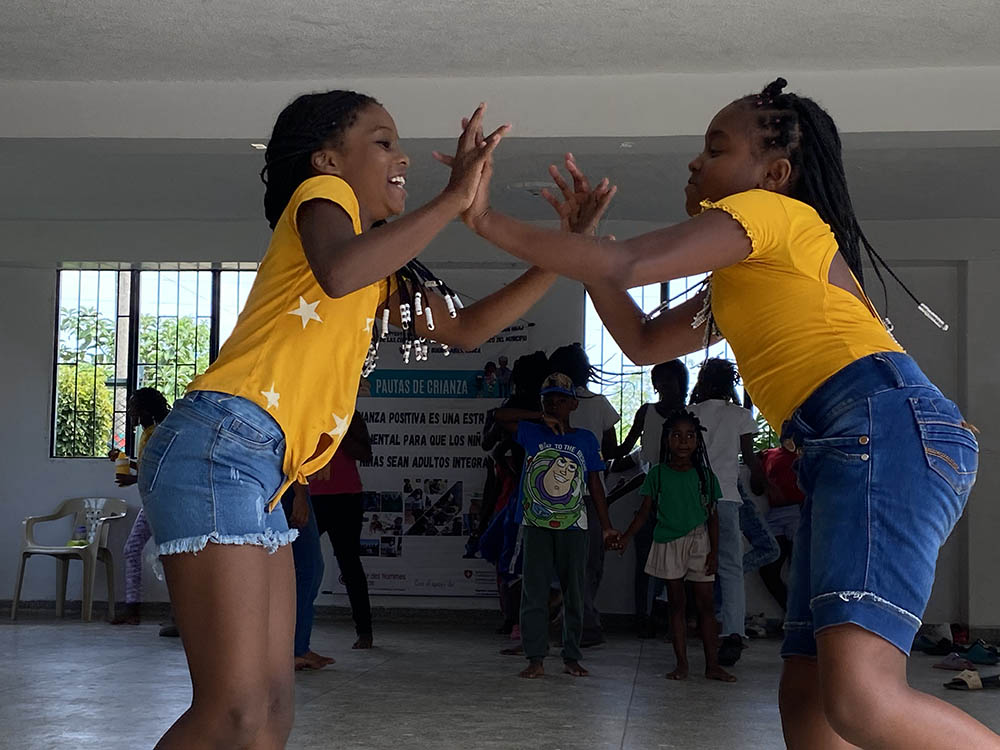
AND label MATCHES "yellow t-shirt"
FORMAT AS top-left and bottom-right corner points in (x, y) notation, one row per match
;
(188, 175), (390, 508)
(137, 424), (155, 460)
(701, 190), (904, 430)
